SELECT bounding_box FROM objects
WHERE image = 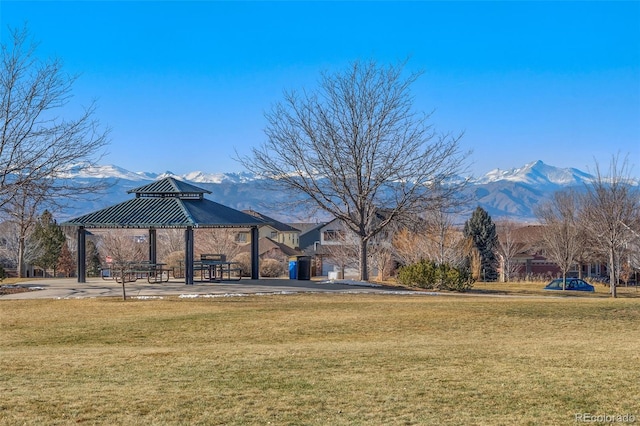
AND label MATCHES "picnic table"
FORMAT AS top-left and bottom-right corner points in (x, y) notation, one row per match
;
(193, 254), (242, 282)
(193, 260), (242, 282)
(101, 261), (170, 284)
